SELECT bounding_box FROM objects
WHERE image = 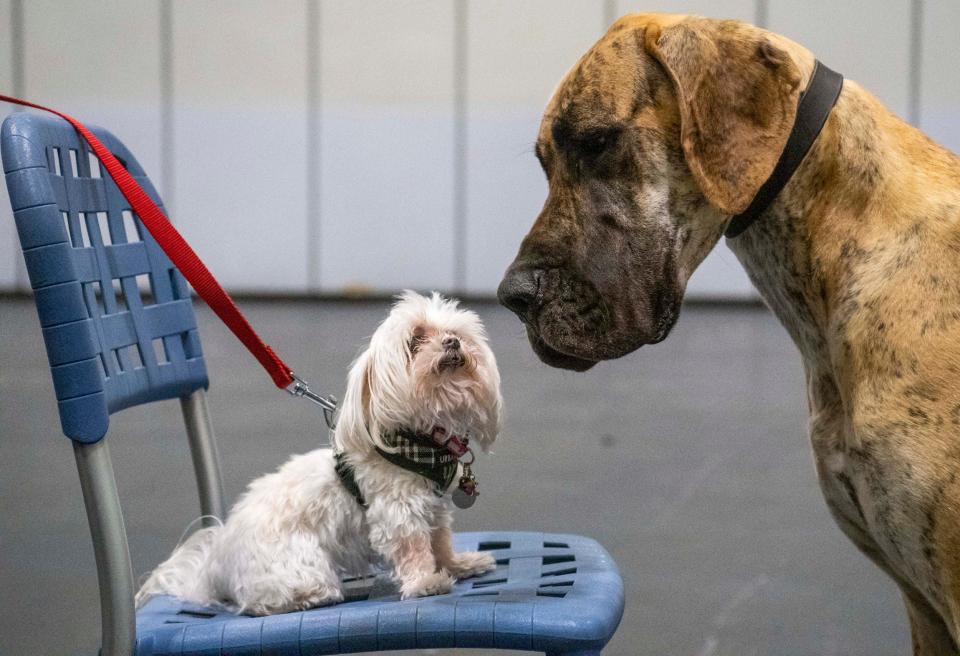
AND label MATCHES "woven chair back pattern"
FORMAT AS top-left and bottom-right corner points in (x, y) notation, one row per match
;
(2, 113), (208, 443)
